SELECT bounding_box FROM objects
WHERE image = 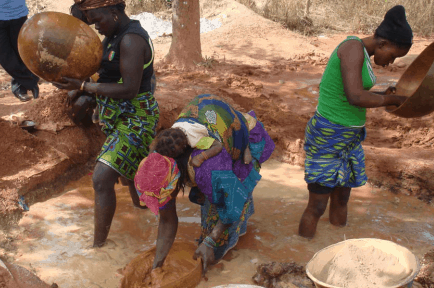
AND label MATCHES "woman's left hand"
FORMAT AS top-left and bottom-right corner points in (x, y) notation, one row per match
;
(193, 242), (215, 279)
(52, 77), (83, 90)
(384, 86), (397, 95)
